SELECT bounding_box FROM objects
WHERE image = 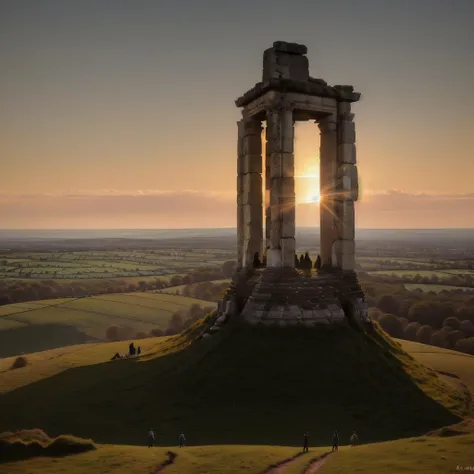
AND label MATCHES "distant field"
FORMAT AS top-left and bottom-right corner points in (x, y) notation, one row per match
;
(0, 249), (234, 280)
(0, 292), (215, 357)
(161, 279), (231, 294)
(405, 283), (474, 293)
